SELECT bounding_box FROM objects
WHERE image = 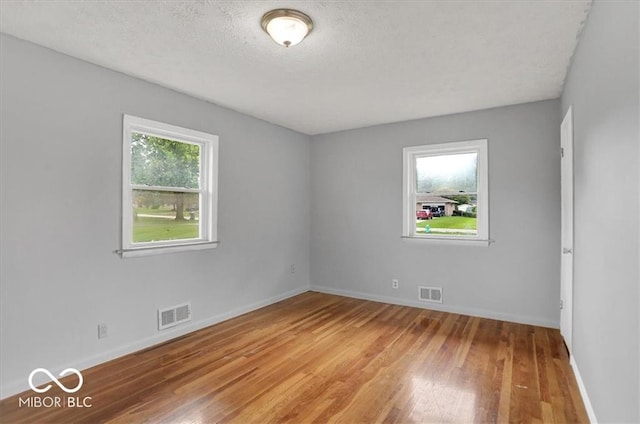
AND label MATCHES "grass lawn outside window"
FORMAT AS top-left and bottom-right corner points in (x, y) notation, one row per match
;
(133, 207), (199, 243)
(416, 216), (477, 236)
